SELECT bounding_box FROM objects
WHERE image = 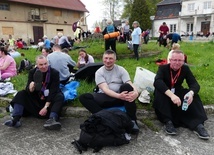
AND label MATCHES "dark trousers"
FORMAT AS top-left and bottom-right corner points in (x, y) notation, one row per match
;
(153, 89), (207, 130)
(123, 32), (130, 42)
(133, 44), (139, 60)
(60, 42), (71, 49)
(11, 90), (64, 119)
(105, 39), (116, 53)
(79, 83), (137, 120)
